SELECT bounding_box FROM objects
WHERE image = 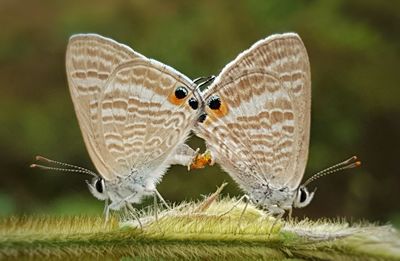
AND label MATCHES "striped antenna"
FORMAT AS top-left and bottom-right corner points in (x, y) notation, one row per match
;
(30, 155), (97, 177)
(301, 156), (361, 187)
(194, 75), (216, 91)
